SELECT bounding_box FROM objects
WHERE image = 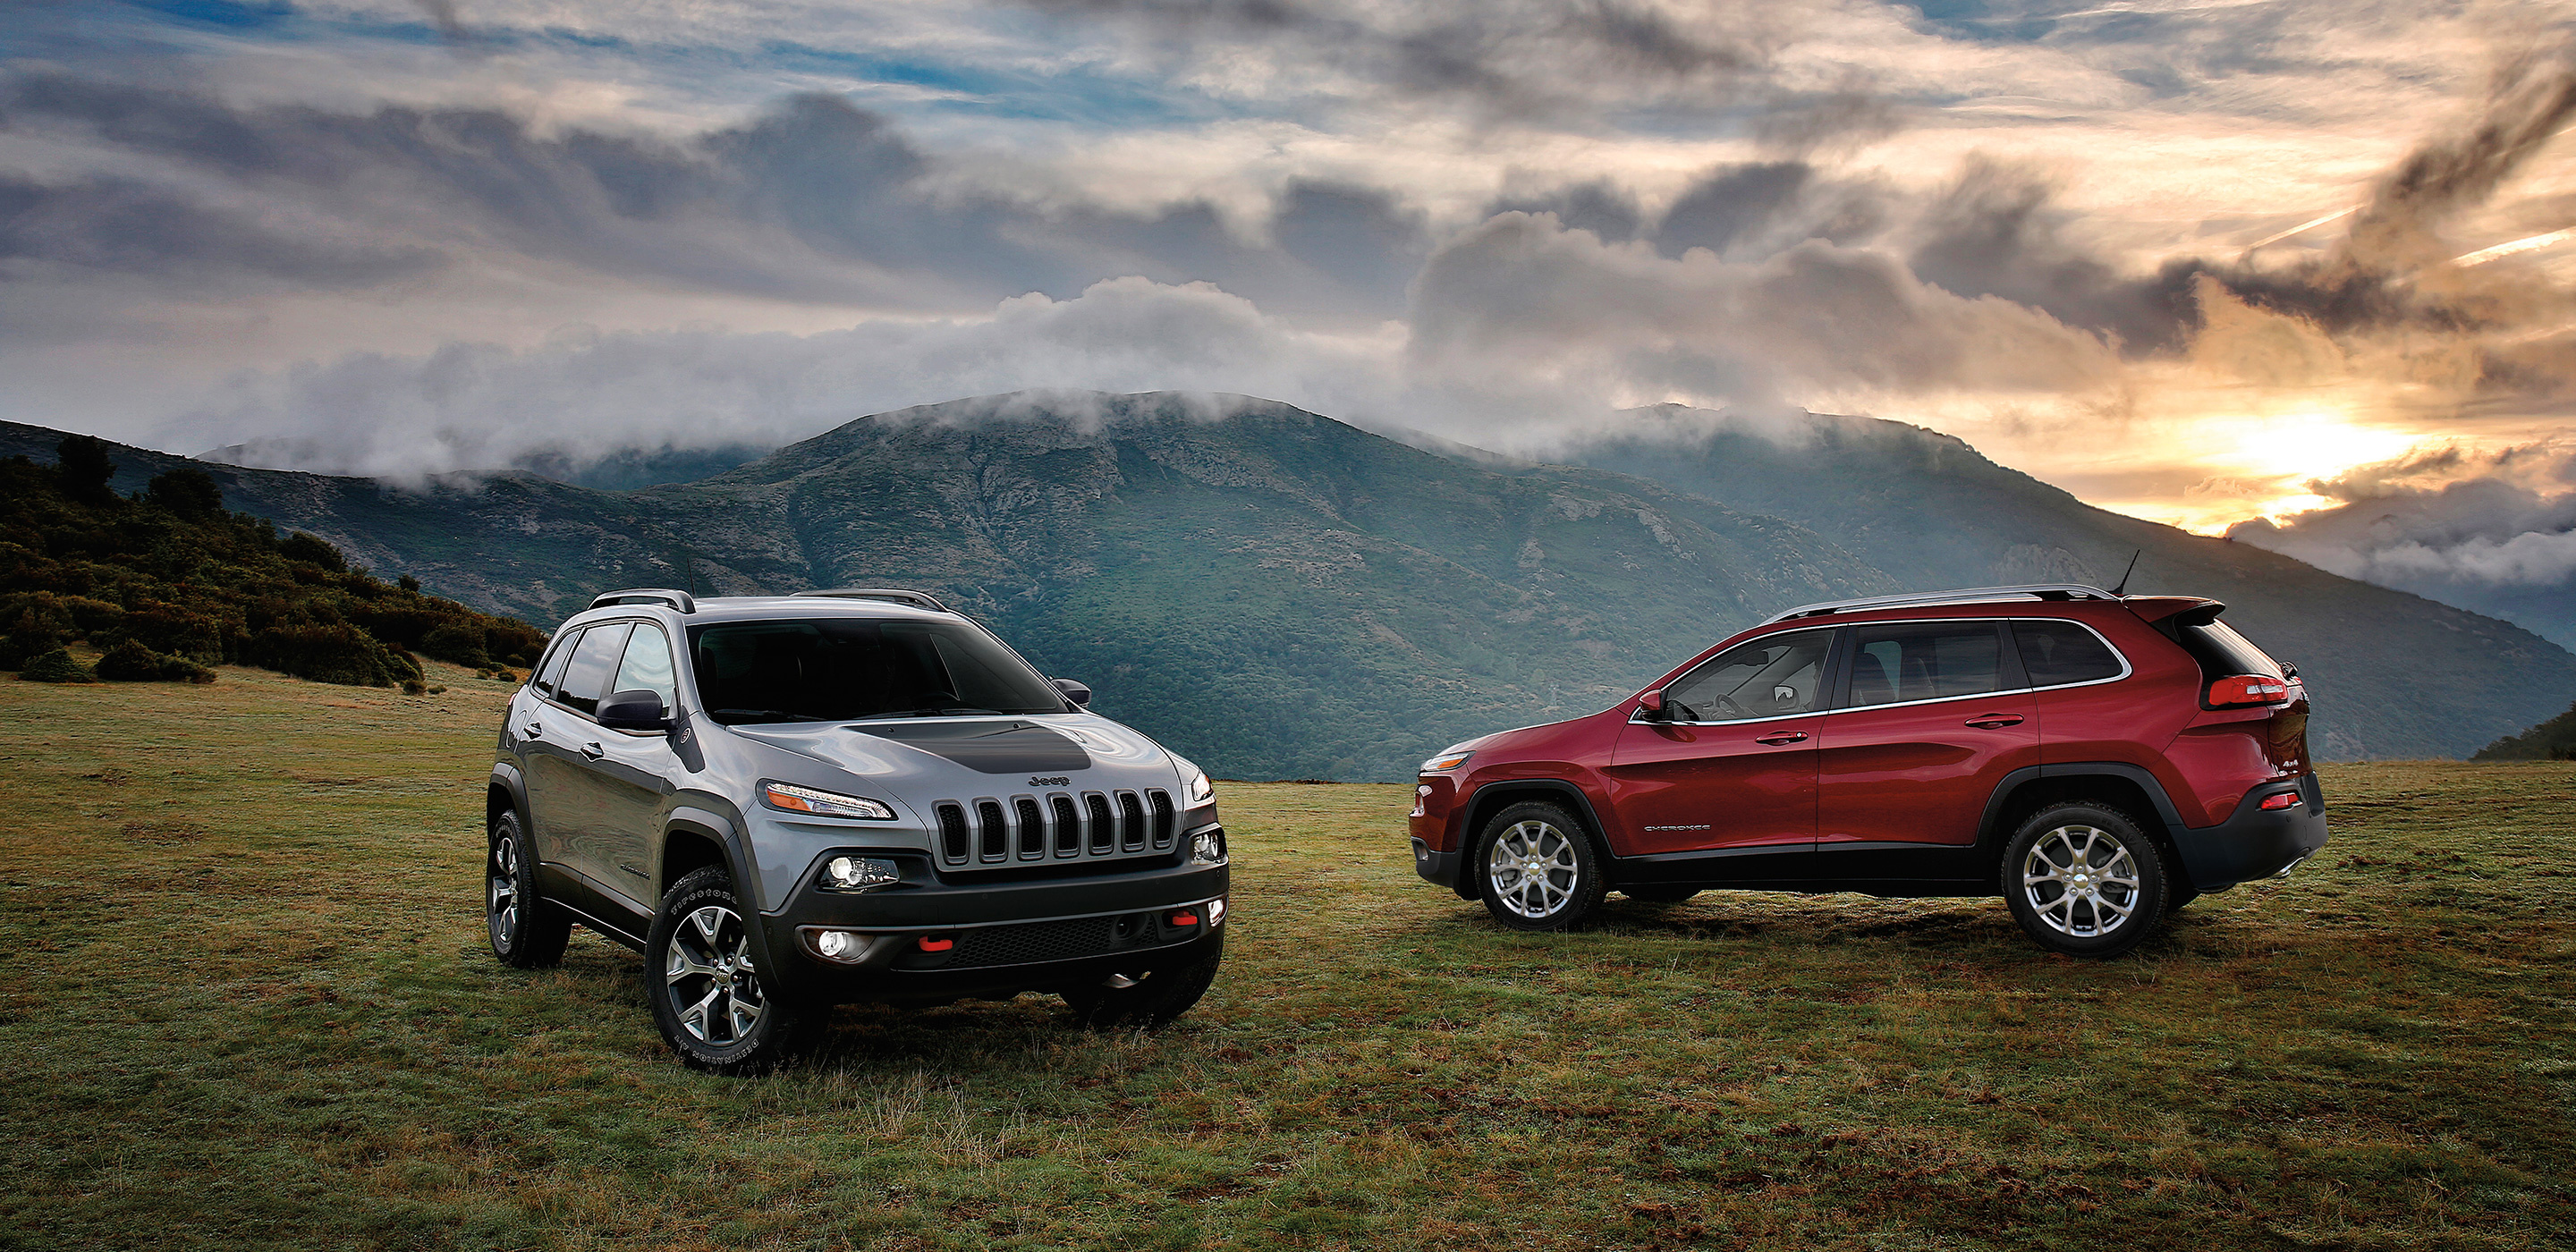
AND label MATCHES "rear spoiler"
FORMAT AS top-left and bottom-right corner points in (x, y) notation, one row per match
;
(2123, 596), (2223, 627)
